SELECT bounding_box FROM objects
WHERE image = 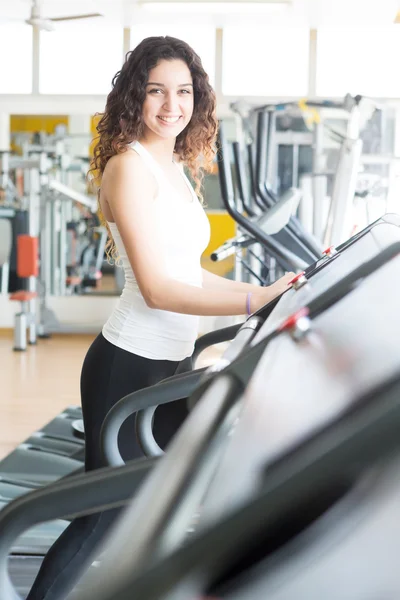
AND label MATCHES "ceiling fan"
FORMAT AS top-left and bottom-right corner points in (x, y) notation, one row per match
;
(23, 0), (104, 31)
